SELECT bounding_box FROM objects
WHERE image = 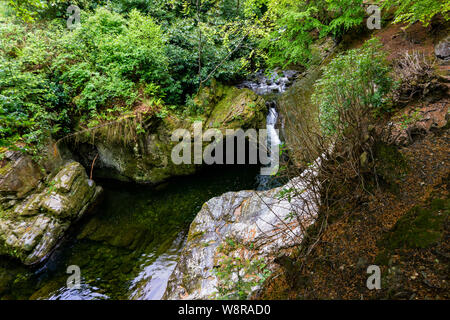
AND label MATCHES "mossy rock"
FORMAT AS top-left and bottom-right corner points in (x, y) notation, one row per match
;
(194, 79), (228, 116)
(69, 81), (266, 184)
(380, 198), (449, 250)
(0, 160), (101, 265)
(0, 151), (43, 200)
(373, 142), (409, 192)
(205, 86), (266, 130)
